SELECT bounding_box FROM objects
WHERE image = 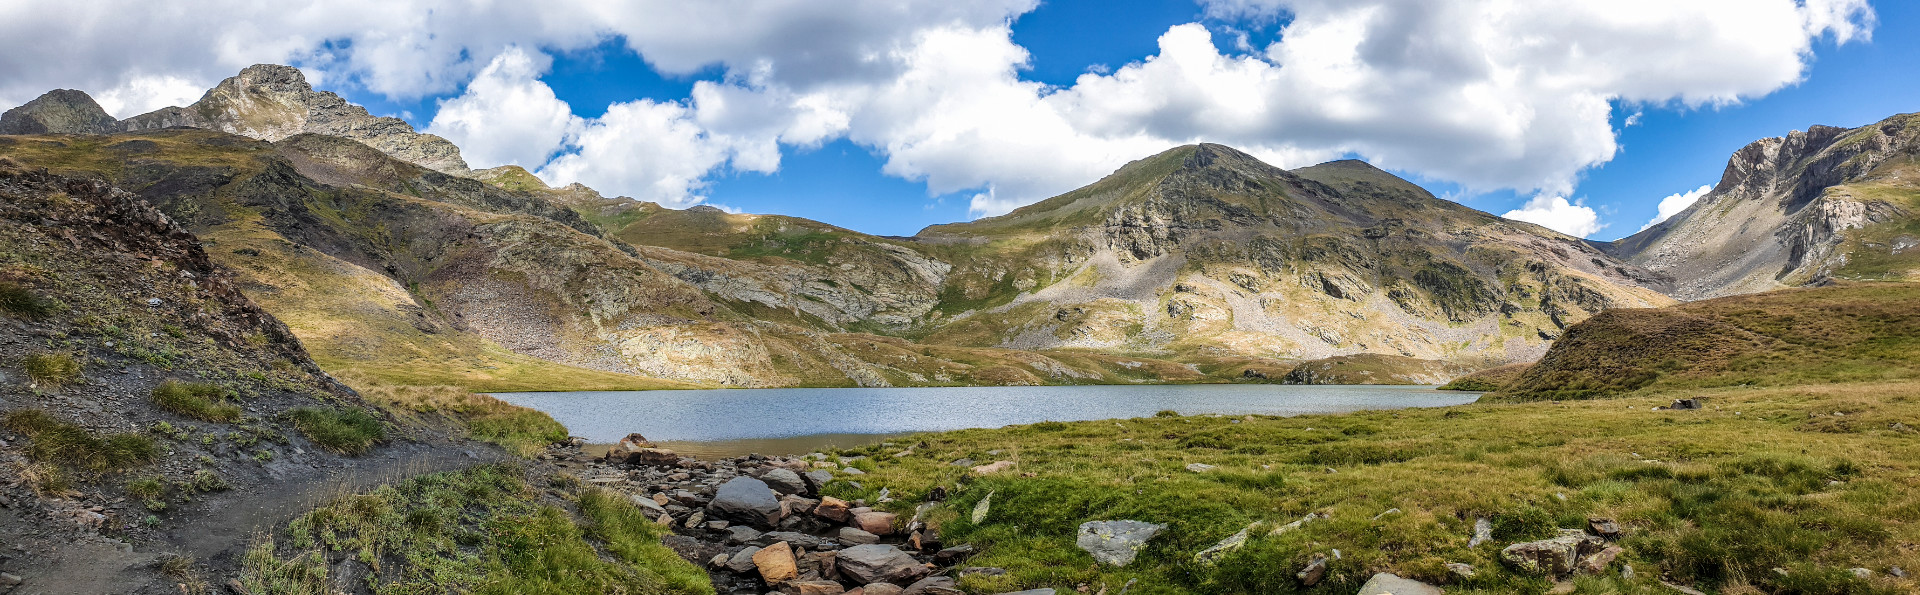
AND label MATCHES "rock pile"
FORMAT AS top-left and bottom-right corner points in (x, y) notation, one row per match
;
(548, 438), (1041, 595)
